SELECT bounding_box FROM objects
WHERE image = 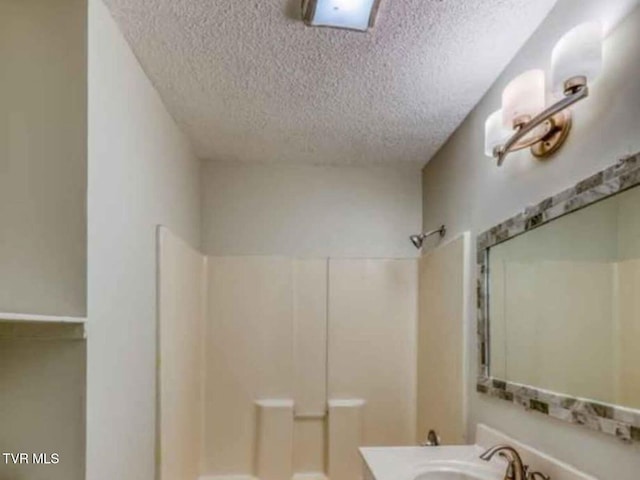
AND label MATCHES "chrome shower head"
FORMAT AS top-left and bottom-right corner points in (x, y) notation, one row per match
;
(410, 225), (446, 250)
(410, 235), (424, 249)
